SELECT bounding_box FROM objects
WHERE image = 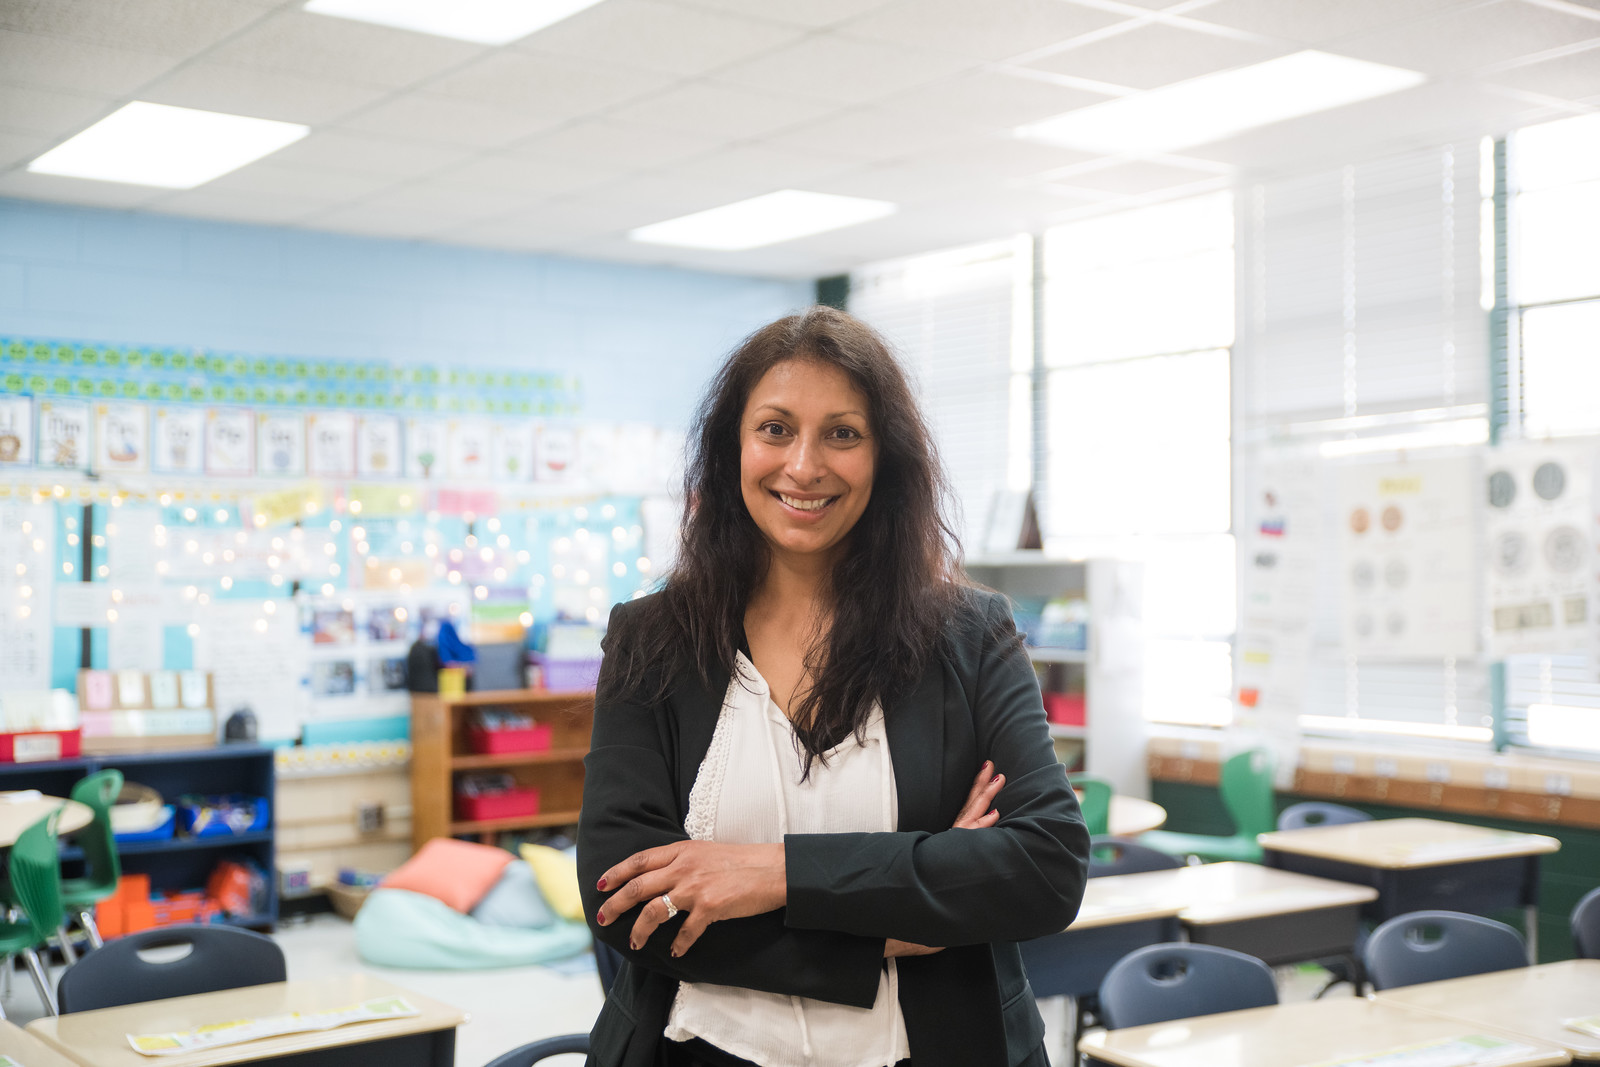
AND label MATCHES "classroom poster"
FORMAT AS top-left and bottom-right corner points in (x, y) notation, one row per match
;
(534, 424), (578, 482)
(578, 422), (621, 486)
(35, 399), (90, 471)
(256, 413), (306, 477)
(0, 396), (33, 465)
(204, 408), (253, 475)
(1234, 460), (1319, 728)
(1337, 455), (1477, 659)
(1484, 441), (1597, 657)
(153, 407), (204, 473)
(94, 402), (149, 473)
(357, 415), (402, 478)
(0, 502), (55, 692)
(491, 422), (534, 482)
(405, 419), (445, 479)
(306, 412), (356, 477)
(447, 420), (491, 480)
